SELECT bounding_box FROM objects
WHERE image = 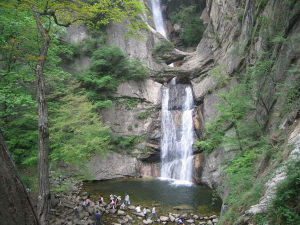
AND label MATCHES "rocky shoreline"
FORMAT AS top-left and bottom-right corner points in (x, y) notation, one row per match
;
(49, 178), (219, 225)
